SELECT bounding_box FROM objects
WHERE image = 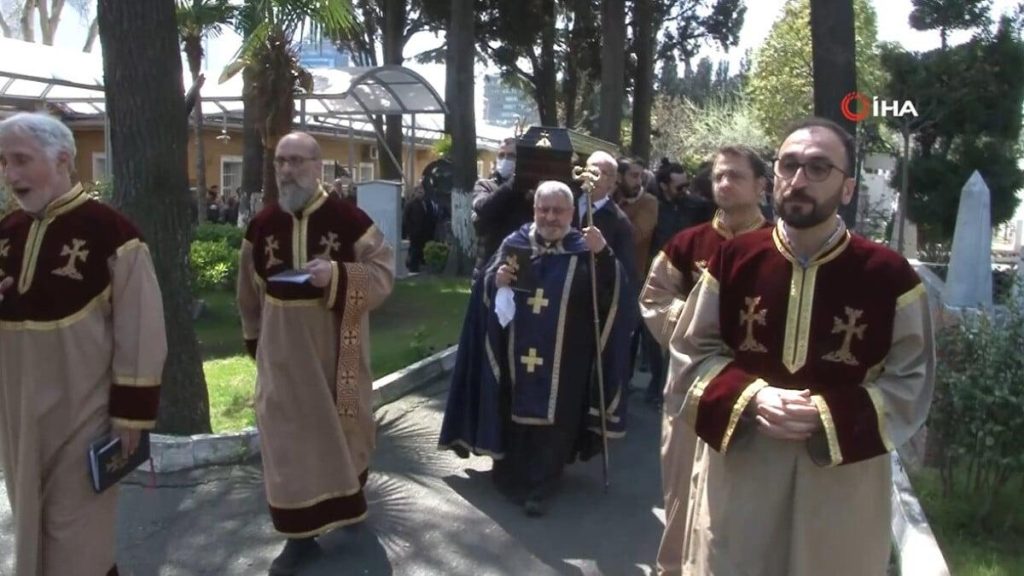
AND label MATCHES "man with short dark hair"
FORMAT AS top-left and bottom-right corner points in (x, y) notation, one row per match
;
(650, 159), (713, 258)
(641, 144), (772, 576)
(237, 131), (395, 575)
(0, 112), (167, 576)
(668, 118), (934, 575)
